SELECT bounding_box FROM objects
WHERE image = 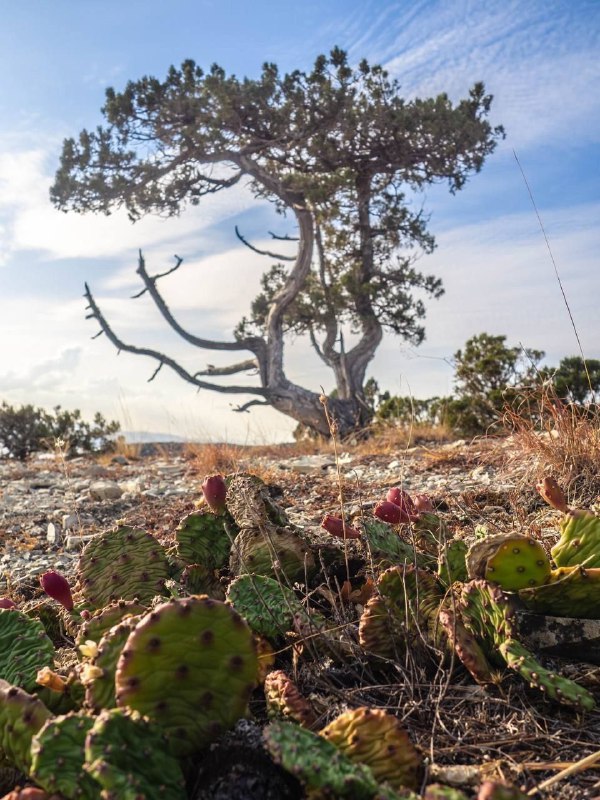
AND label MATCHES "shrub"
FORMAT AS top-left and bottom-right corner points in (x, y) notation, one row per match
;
(0, 402), (120, 459)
